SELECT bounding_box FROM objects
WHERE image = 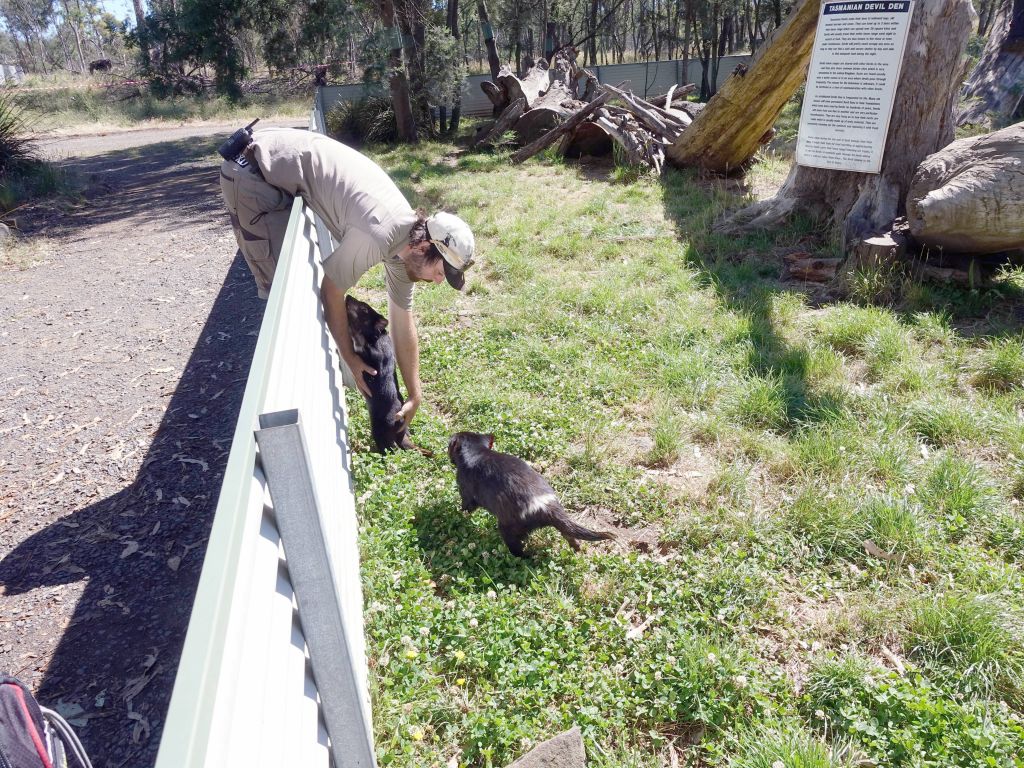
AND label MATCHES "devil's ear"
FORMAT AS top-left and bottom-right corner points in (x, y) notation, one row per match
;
(487, 434), (495, 450)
